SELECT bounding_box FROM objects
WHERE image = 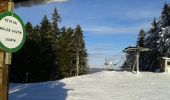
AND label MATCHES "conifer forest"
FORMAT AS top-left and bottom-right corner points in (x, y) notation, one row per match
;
(9, 8), (88, 83)
(128, 3), (170, 72)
